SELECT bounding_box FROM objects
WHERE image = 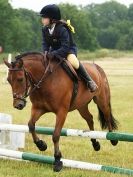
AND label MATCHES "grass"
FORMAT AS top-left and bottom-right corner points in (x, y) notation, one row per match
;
(78, 49), (133, 60)
(0, 55), (133, 177)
